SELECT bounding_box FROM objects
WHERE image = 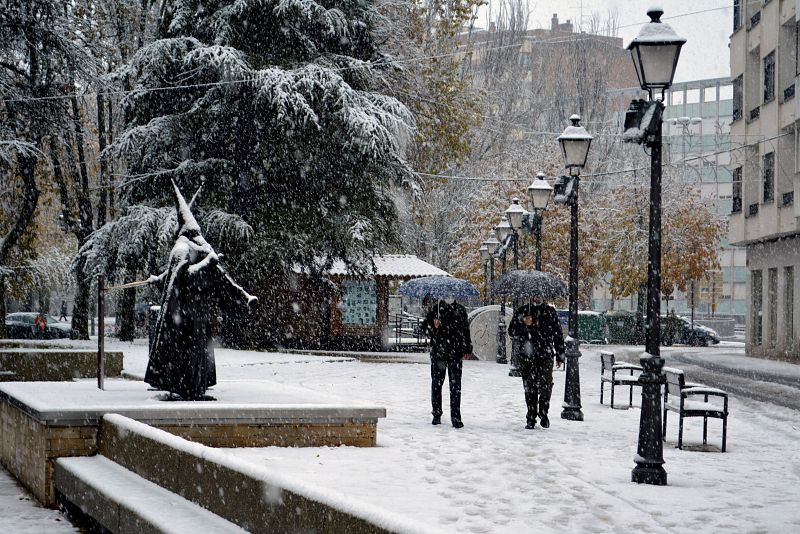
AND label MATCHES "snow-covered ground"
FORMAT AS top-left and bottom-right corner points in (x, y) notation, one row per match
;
(0, 470), (79, 533)
(3, 338), (800, 533)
